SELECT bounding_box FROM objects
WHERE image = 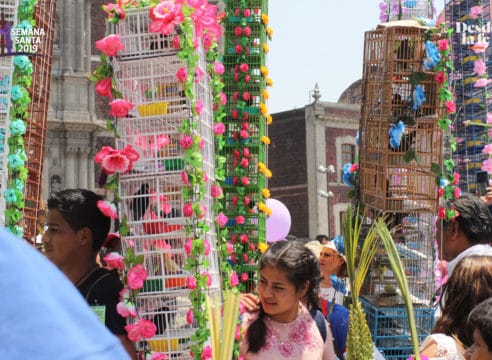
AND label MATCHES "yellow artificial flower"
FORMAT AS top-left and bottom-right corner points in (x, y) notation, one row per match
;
(258, 201), (266, 212)
(262, 43), (270, 53)
(260, 66), (269, 77)
(260, 135), (270, 145)
(258, 242), (269, 254)
(265, 169), (272, 178)
(265, 206), (272, 216)
(261, 13), (269, 25)
(265, 77), (273, 87)
(261, 188), (271, 198)
(266, 114), (272, 125)
(258, 161), (266, 172)
(262, 89), (269, 100)
(259, 103), (268, 116)
(266, 27), (274, 37)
